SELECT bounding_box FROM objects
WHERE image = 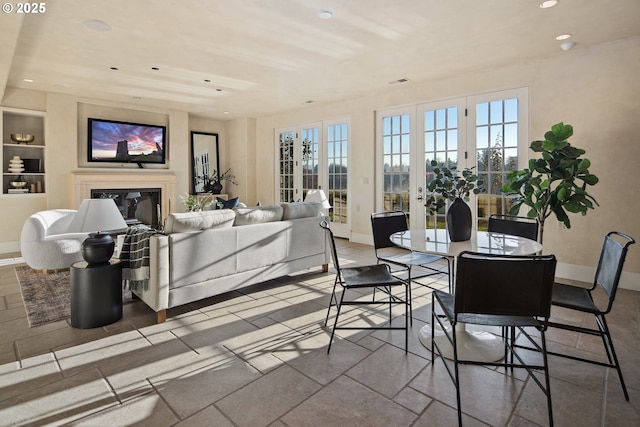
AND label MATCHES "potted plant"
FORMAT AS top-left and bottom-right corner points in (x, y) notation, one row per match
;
(424, 160), (482, 241)
(208, 168), (238, 194)
(180, 193), (222, 212)
(500, 122), (599, 244)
